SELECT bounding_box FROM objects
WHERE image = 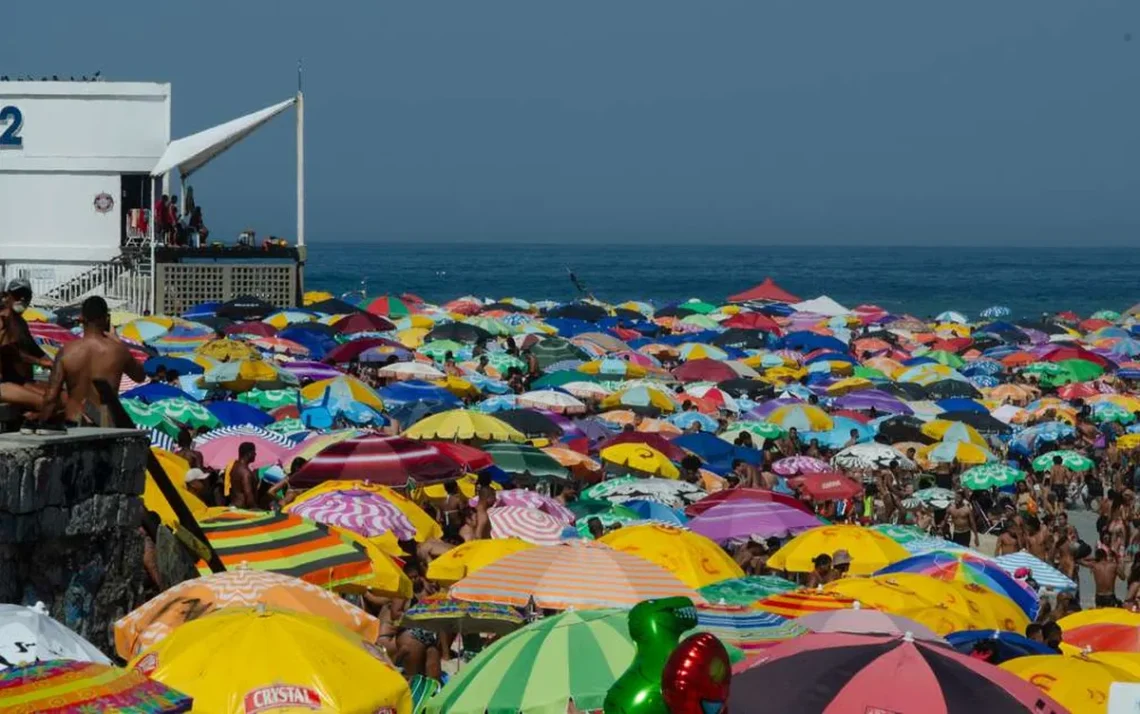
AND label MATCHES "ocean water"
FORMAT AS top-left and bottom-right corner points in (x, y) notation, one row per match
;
(303, 242), (1140, 319)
